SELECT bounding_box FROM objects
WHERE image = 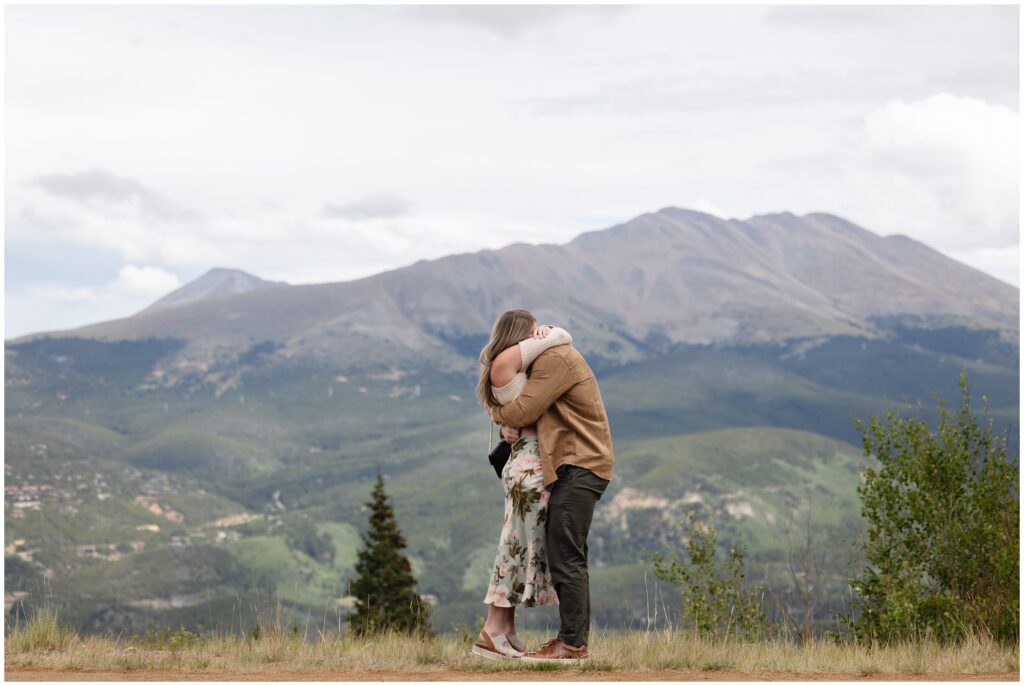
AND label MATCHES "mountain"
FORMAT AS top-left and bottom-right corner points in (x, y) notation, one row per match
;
(8, 208), (1017, 382)
(139, 267), (287, 314)
(4, 207), (1018, 637)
